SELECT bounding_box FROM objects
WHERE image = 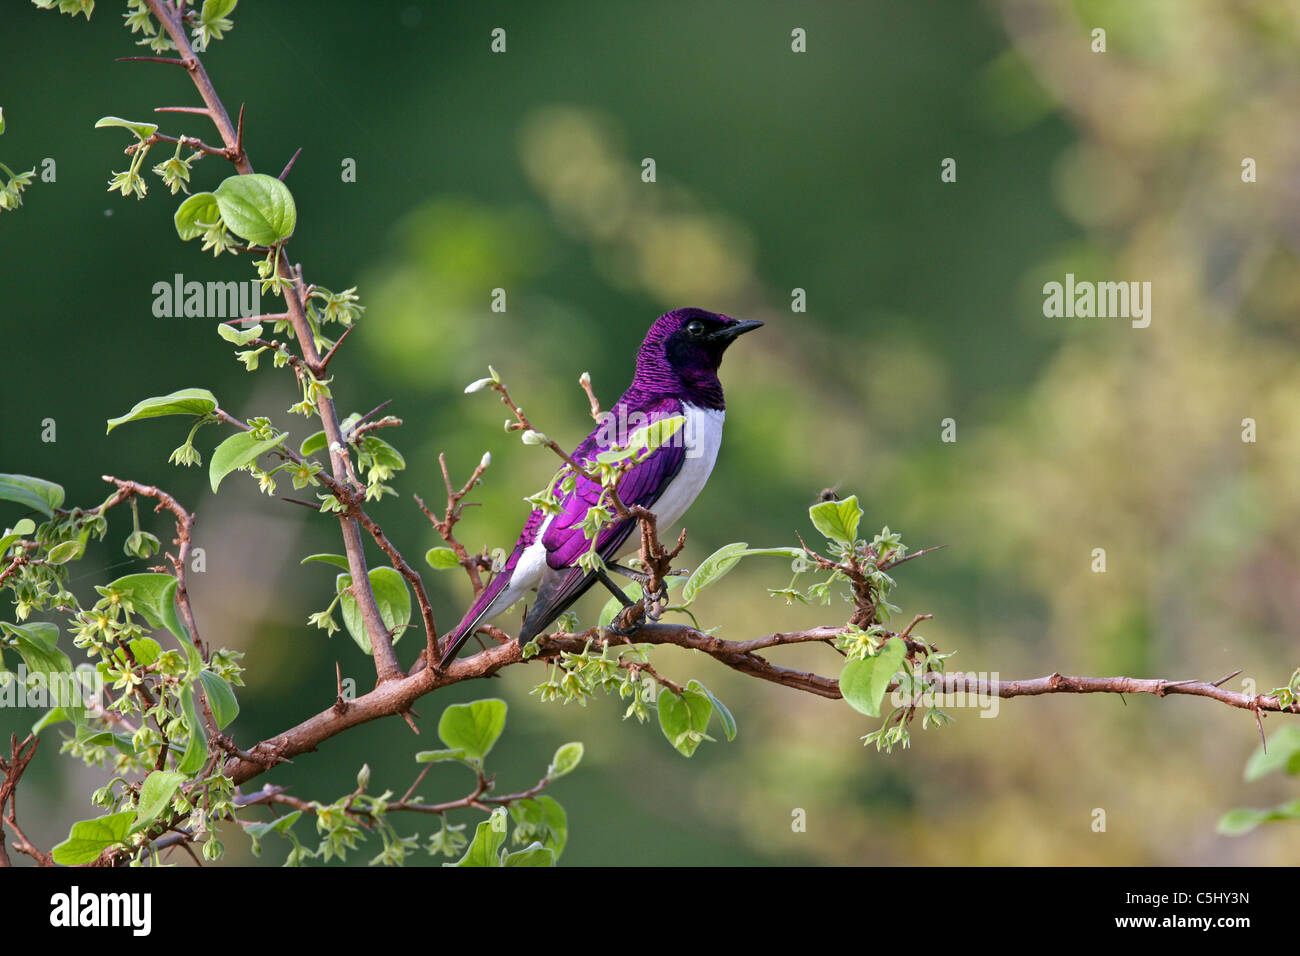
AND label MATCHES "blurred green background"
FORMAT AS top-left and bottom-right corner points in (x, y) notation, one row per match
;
(3, 0), (1299, 865)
